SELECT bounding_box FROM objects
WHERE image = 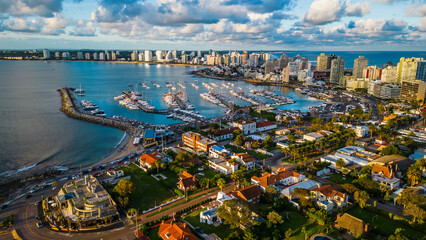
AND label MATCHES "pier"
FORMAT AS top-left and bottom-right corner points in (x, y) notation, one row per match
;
(211, 92), (235, 109)
(59, 87), (142, 135)
(171, 93), (186, 109)
(122, 91), (169, 114)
